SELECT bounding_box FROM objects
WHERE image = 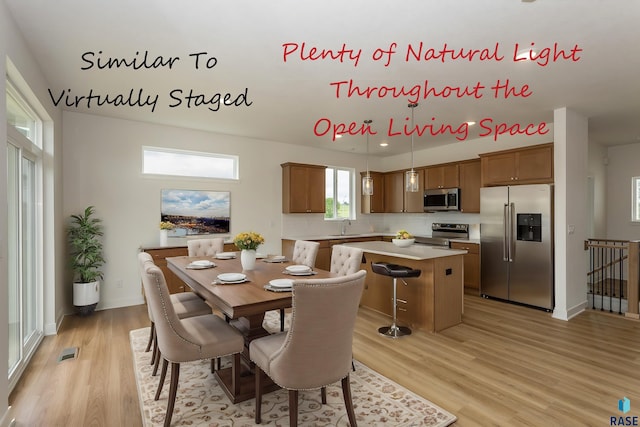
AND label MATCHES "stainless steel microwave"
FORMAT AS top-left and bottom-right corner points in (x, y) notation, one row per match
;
(423, 188), (460, 212)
